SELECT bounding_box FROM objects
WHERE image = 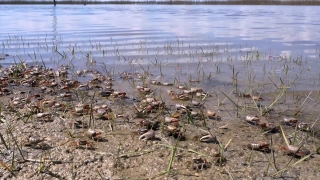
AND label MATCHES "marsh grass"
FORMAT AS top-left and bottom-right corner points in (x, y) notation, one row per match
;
(1, 0), (320, 5)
